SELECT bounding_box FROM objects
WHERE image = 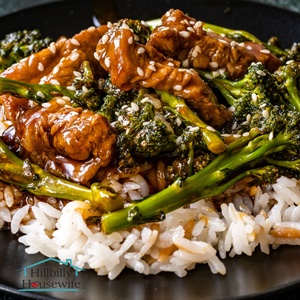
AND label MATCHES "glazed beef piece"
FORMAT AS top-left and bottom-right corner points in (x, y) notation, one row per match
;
(96, 18), (232, 128)
(148, 9), (282, 79)
(2, 98), (116, 185)
(0, 25), (108, 86)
